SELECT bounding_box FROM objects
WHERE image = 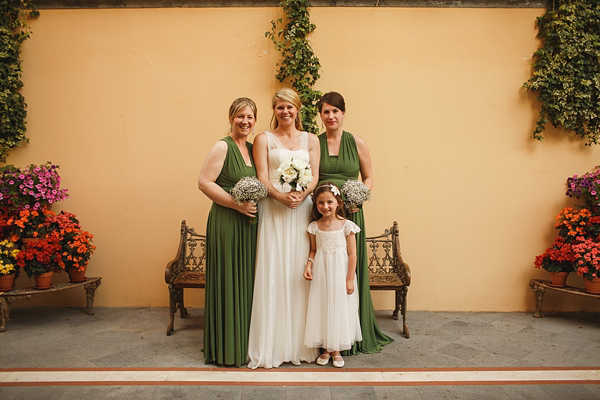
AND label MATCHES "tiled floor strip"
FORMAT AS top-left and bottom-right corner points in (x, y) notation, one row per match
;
(1, 367), (599, 387)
